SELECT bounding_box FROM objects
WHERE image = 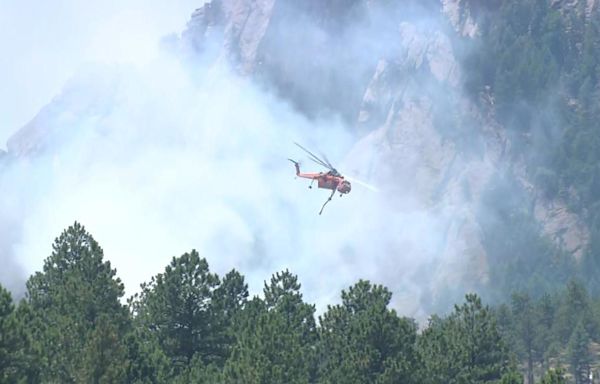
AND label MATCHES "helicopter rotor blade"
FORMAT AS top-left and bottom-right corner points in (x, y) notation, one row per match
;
(321, 153), (336, 171)
(308, 154), (332, 171)
(308, 157), (328, 168)
(297, 146), (329, 169)
(294, 142), (333, 171)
